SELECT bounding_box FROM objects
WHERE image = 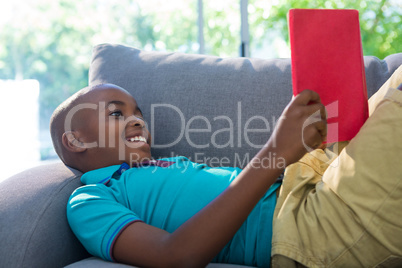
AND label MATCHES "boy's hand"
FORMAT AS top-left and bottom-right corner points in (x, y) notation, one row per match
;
(268, 90), (327, 166)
